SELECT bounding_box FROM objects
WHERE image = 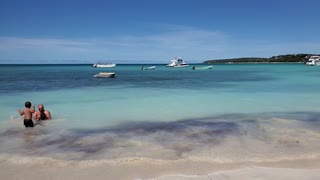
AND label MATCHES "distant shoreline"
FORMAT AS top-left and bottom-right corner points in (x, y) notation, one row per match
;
(203, 53), (318, 64)
(0, 62), (306, 65)
(205, 62), (304, 64)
